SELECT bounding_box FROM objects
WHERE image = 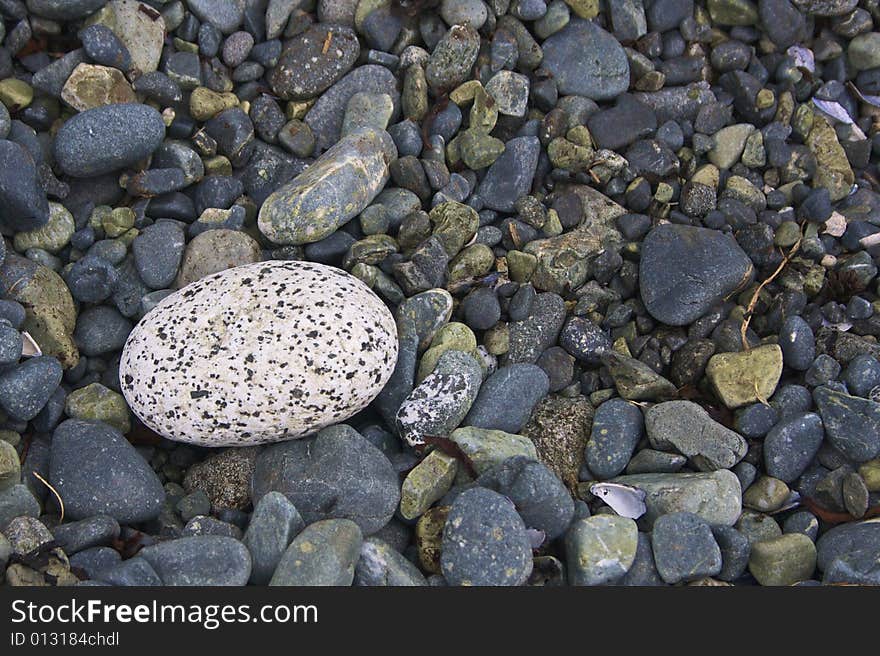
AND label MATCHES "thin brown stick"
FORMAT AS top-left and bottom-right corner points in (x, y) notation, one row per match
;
(32, 471), (64, 522)
(740, 239), (801, 351)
